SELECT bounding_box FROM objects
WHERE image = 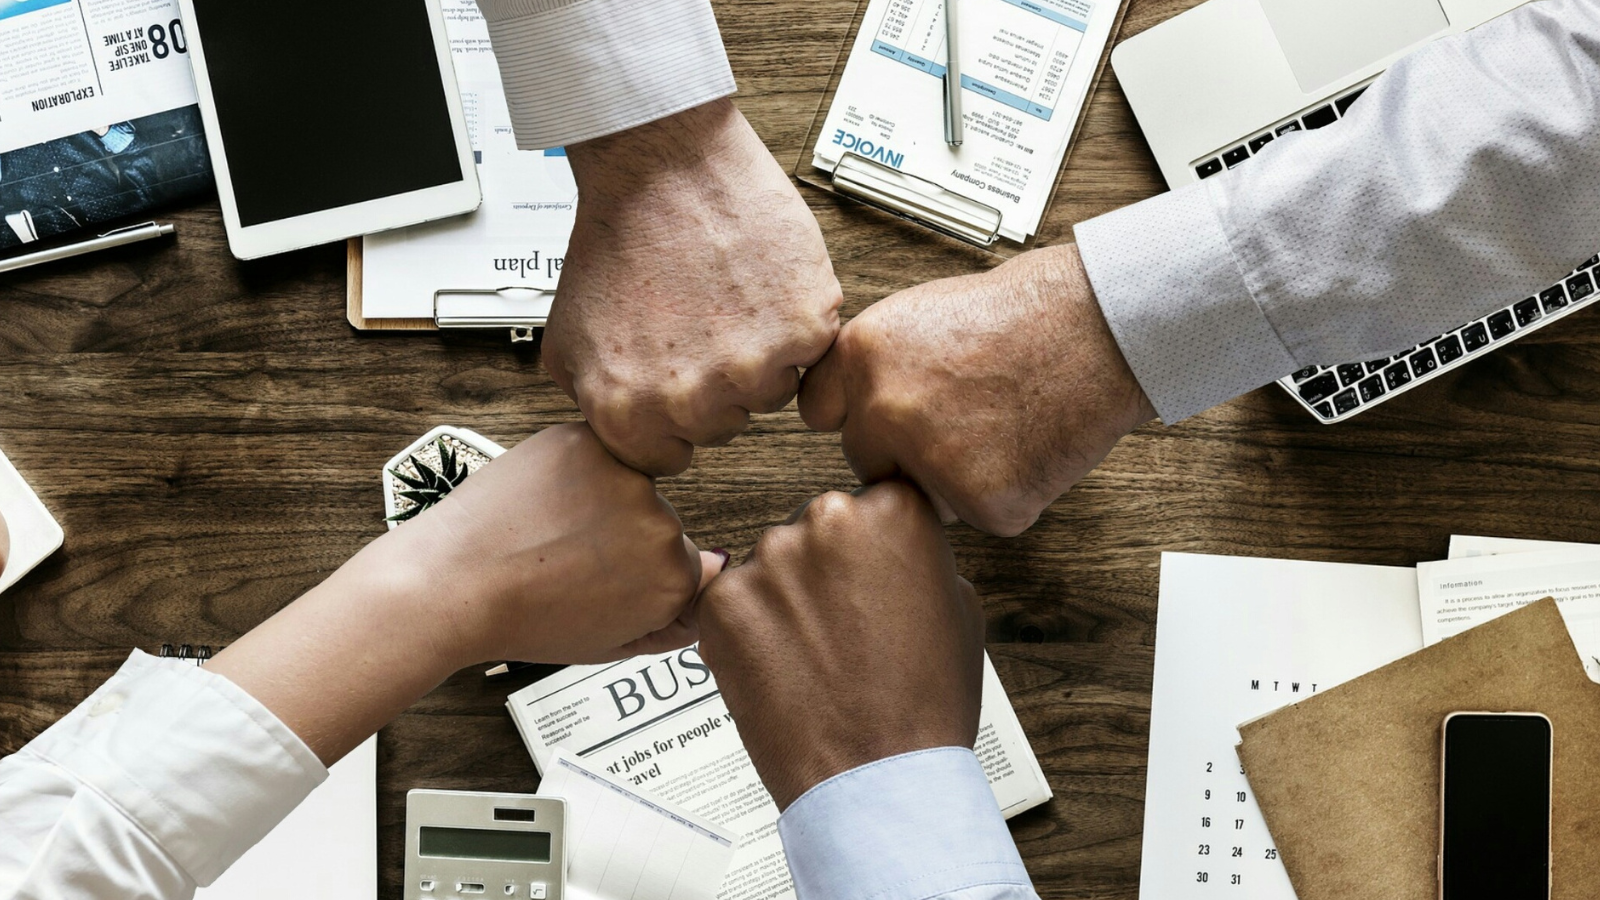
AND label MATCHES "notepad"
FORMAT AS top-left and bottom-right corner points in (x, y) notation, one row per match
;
(196, 736), (377, 899)
(538, 750), (738, 900)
